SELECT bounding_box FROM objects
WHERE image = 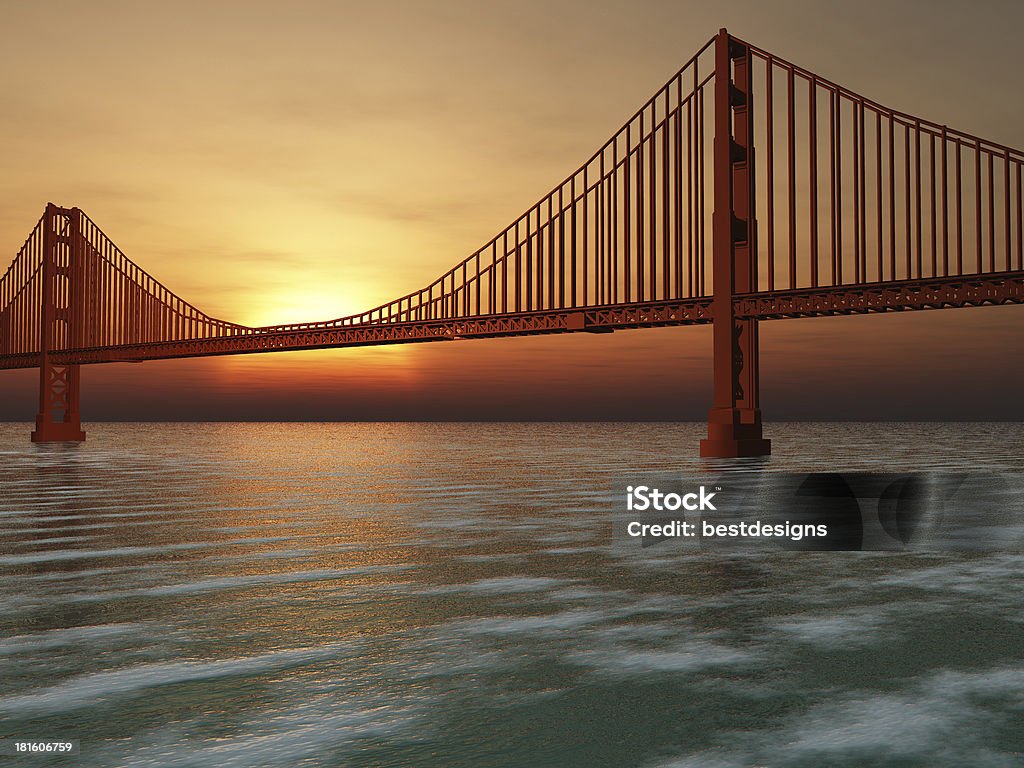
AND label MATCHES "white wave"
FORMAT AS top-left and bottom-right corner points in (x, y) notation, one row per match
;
(0, 537), (294, 565)
(572, 641), (753, 676)
(0, 623), (151, 655)
(0, 644), (354, 714)
(653, 664), (1024, 768)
